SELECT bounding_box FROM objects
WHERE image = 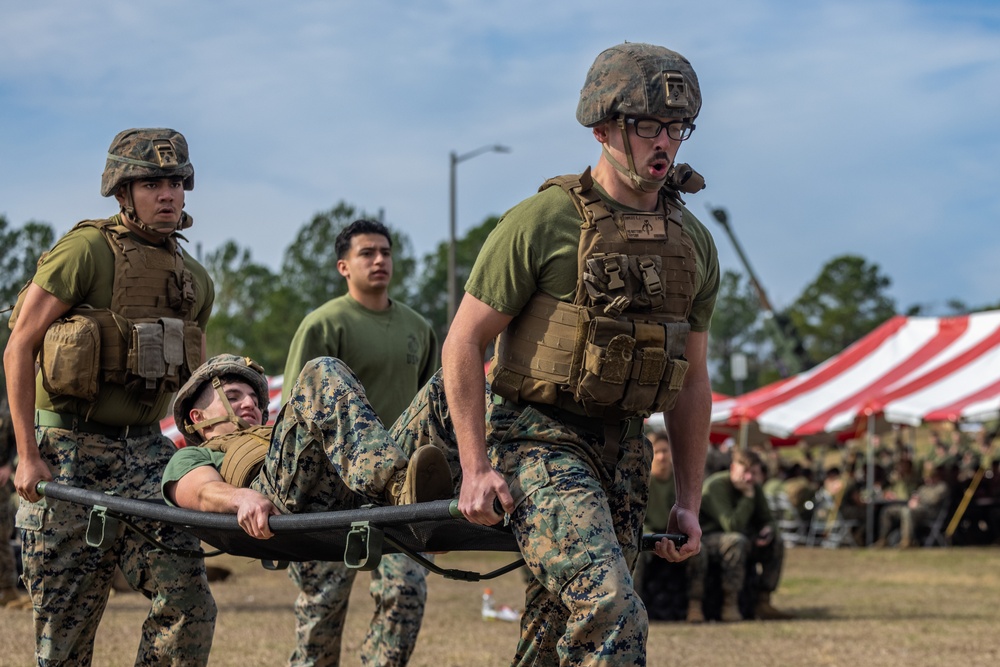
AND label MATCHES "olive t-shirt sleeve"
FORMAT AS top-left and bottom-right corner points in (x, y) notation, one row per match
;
(161, 446), (225, 506)
(31, 227), (107, 306)
(464, 187), (581, 315)
(679, 206), (721, 333)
